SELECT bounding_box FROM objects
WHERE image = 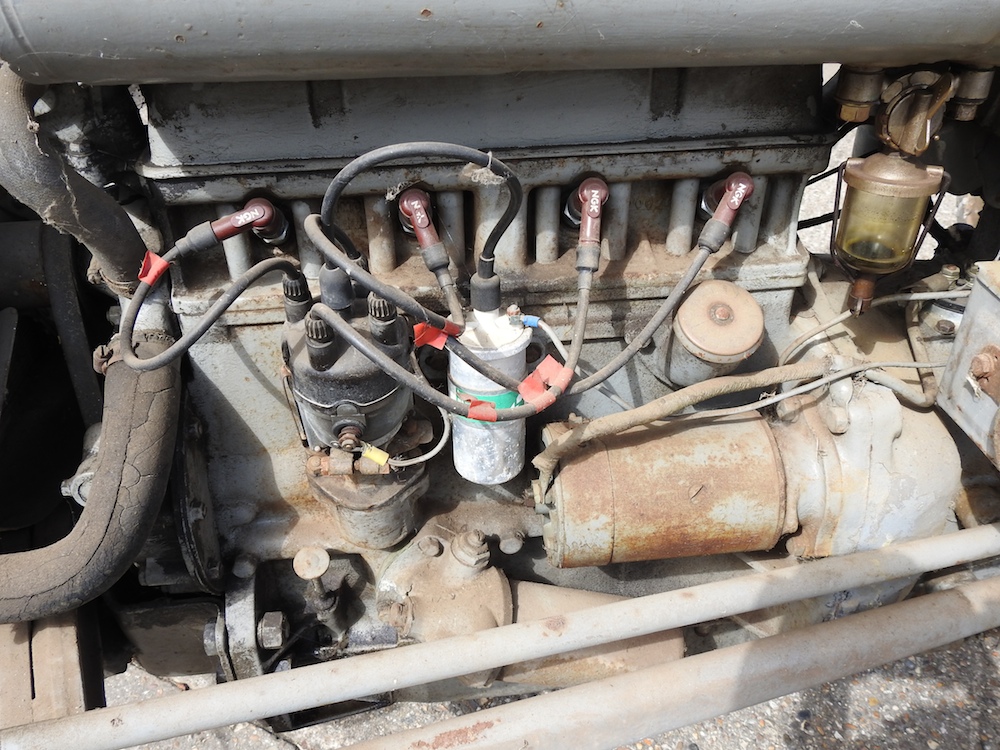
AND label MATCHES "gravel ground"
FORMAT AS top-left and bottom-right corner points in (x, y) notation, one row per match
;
(105, 628), (1000, 749)
(103, 70), (994, 750)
